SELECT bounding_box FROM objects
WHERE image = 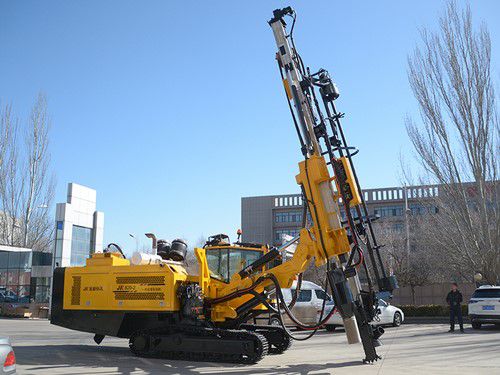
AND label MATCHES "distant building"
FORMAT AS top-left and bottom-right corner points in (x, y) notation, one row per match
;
(241, 185), (440, 245)
(0, 245), (52, 306)
(54, 183), (104, 267)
